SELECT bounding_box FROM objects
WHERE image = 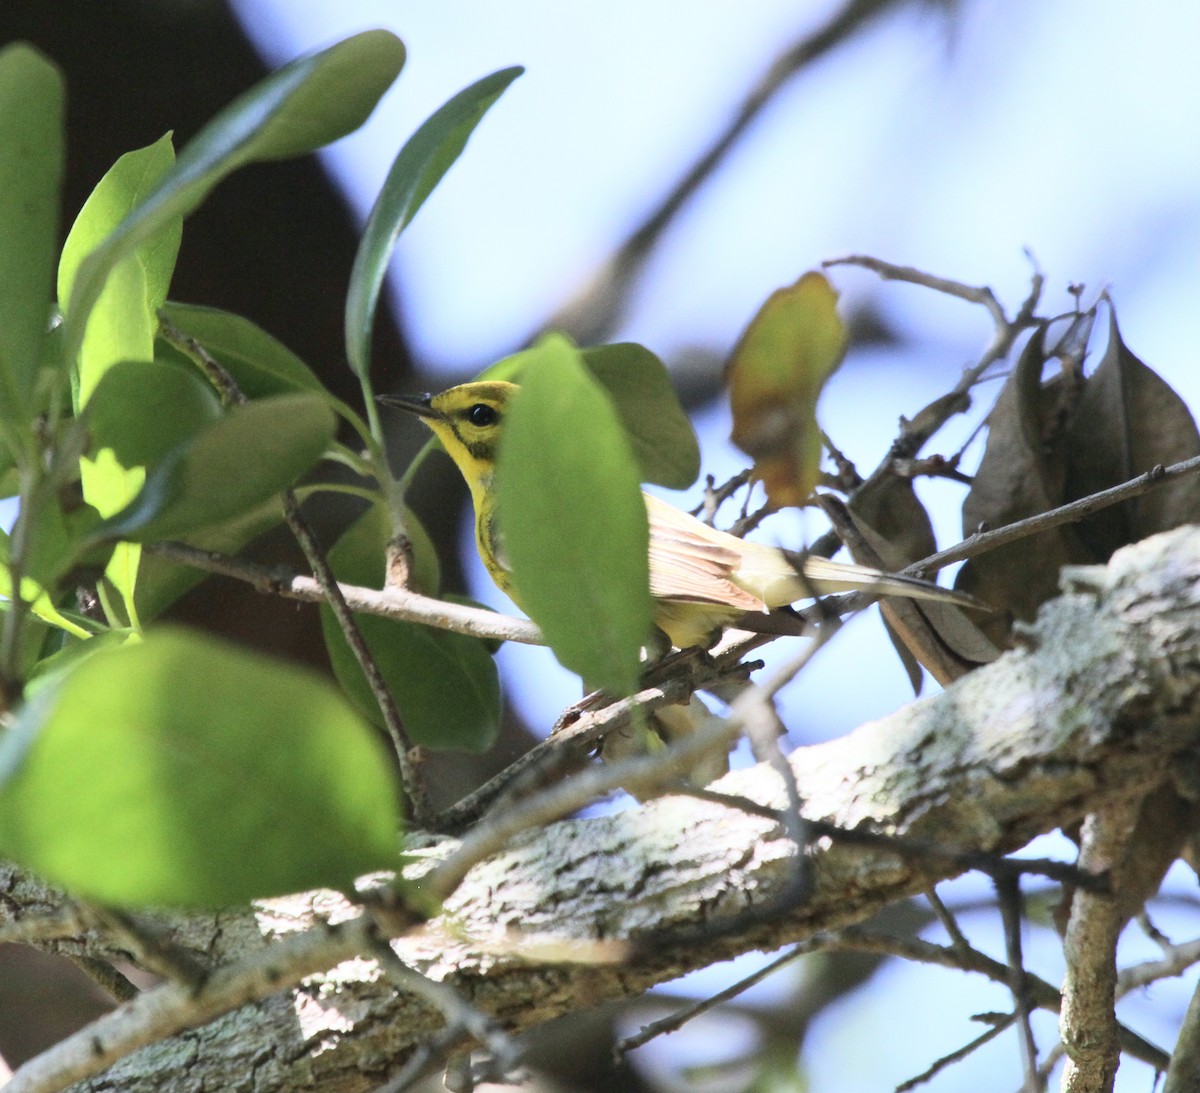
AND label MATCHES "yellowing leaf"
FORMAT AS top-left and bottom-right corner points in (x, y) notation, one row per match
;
(727, 271), (847, 507)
